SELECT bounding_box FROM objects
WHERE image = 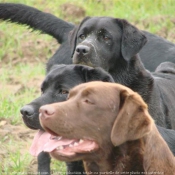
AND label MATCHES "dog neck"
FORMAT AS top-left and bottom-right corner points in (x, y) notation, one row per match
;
(114, 140), (145, 174)
(110, 54), (153, 103)
(115, 124), (175, 174)
(83, 140), (145, 174)
(83, 145), (116, 174)
(83, 124), (175, 174)
(143, 124), (175, 173)
(83, 159), (114, 175)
